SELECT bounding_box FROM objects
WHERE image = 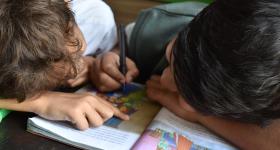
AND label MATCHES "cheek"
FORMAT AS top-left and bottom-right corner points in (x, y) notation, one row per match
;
(161, 67), (177, 92)
(73, 25), (87, 53)
(80, 36), (87, 53)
